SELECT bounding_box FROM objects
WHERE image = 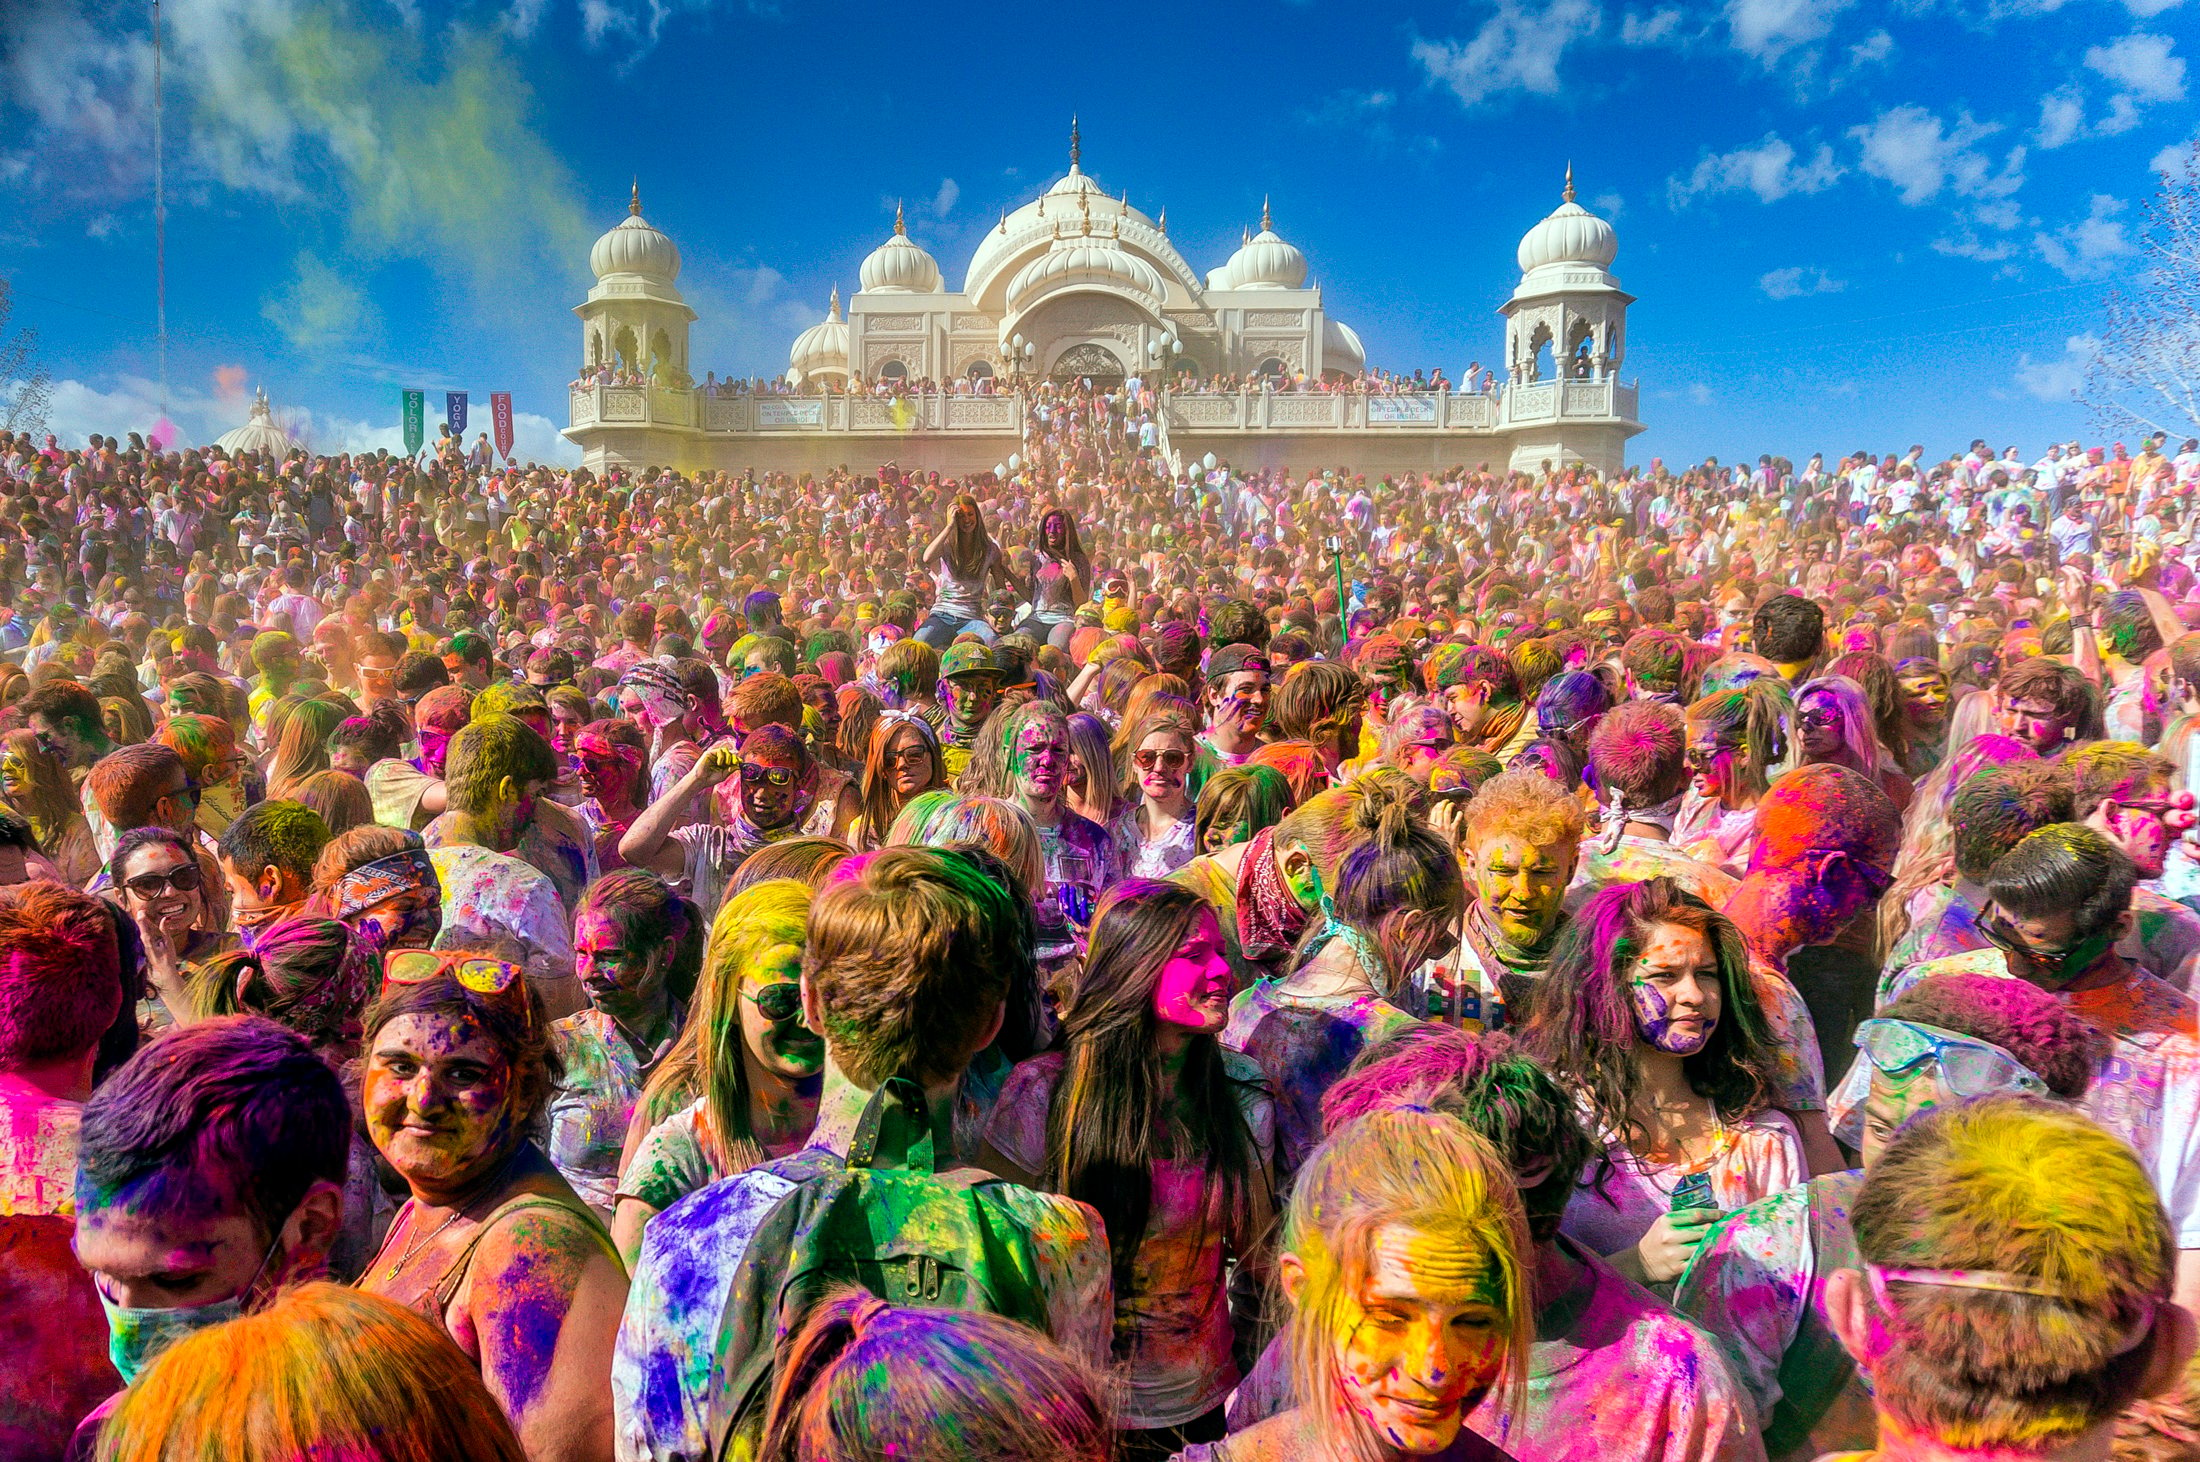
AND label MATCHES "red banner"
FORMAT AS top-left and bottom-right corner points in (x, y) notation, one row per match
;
(491, 392), (514, 461)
